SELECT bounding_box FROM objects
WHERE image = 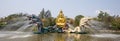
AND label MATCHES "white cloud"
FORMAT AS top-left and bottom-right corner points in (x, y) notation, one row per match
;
(96, 10), (100, 14)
